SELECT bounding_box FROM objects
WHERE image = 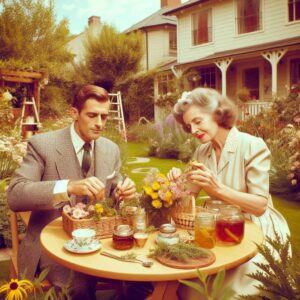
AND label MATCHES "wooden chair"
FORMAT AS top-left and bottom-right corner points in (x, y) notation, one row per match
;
(9, 210), (31, 278)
